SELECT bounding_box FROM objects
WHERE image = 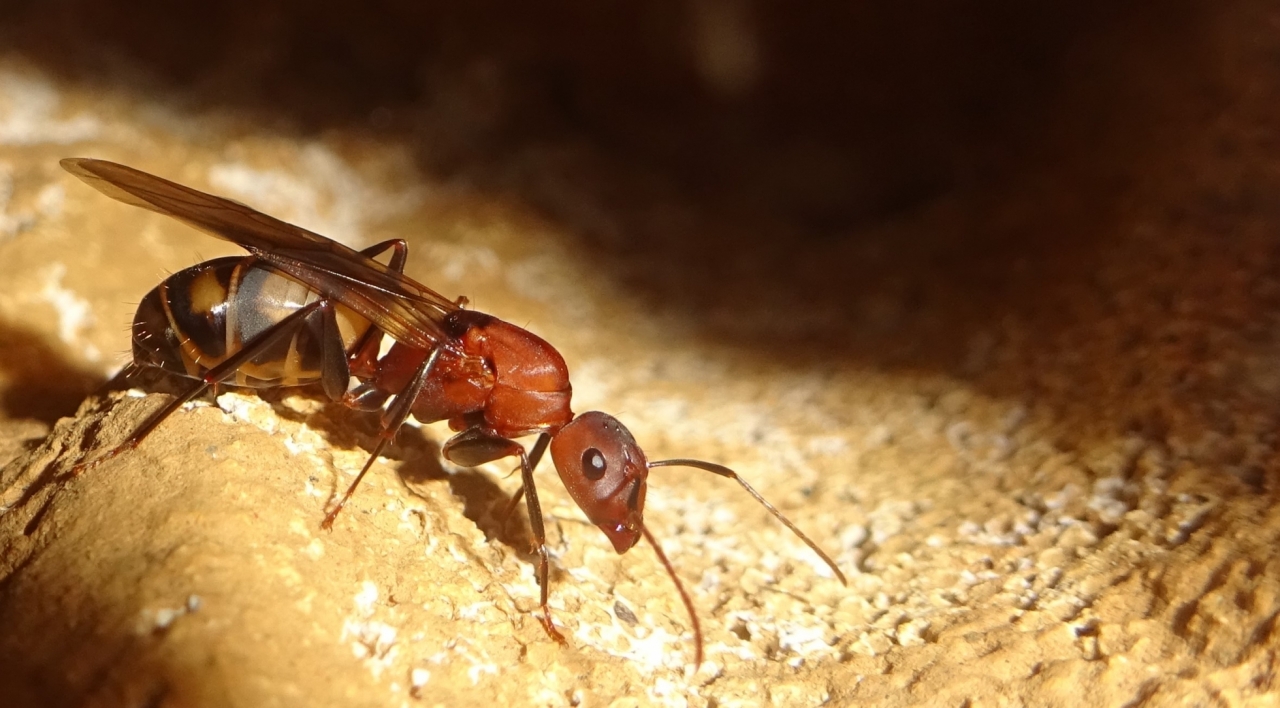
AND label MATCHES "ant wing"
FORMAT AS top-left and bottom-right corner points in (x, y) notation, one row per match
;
(61, 157), (458, 350)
